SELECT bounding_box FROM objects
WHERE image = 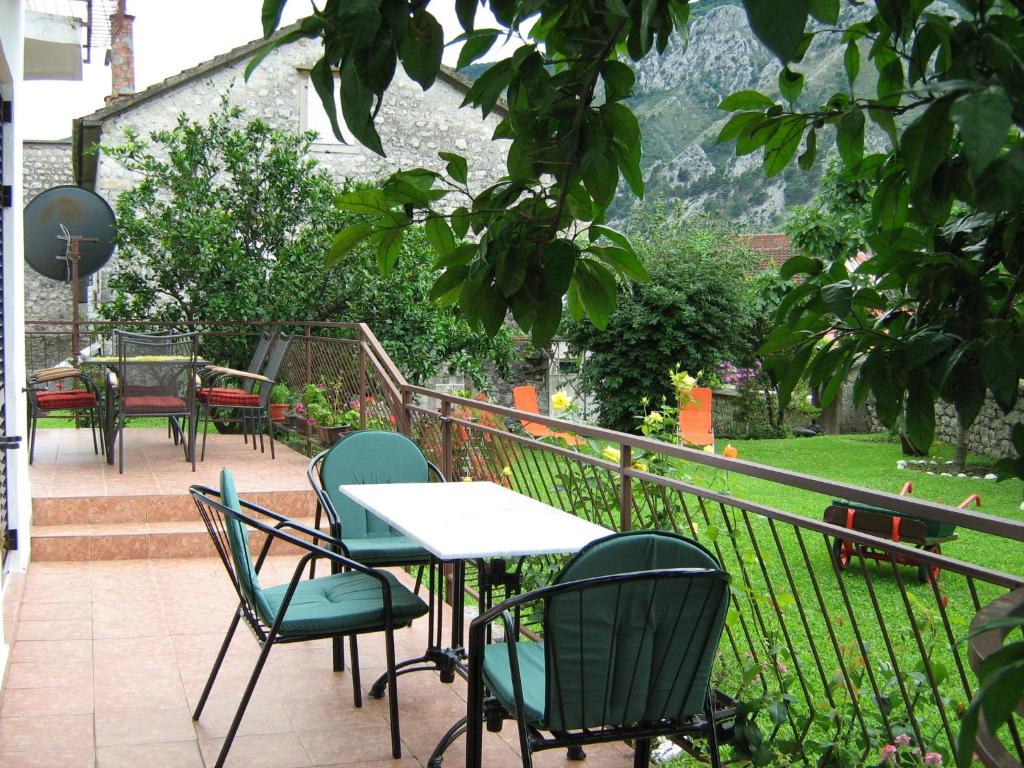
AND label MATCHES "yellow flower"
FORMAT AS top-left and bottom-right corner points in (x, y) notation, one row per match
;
(602, 446), (621, 463)
(461, 476), (474, 482)
(551, 391), (571, 411)
(502, 465), (513, 477)
(632, 460), (649, 472)
(703, 445), (715, 453)
(645, 411), (663, 424)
